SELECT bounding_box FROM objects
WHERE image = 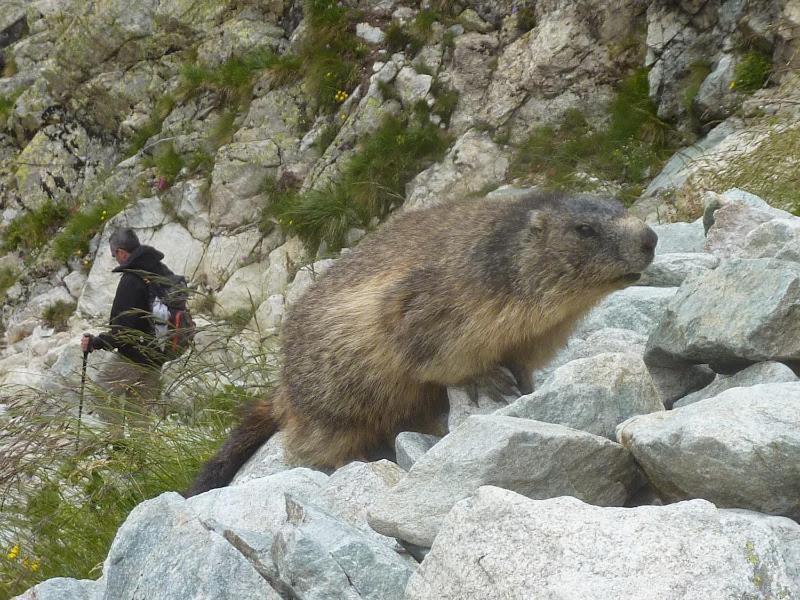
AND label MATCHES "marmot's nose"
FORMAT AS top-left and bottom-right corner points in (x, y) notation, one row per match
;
(642, 227), (658, 255)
